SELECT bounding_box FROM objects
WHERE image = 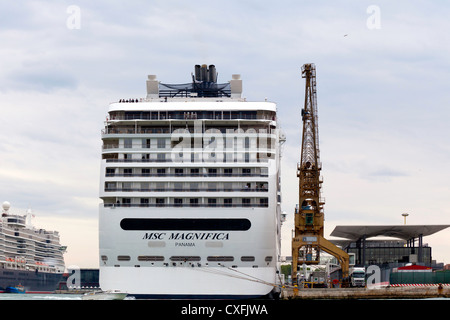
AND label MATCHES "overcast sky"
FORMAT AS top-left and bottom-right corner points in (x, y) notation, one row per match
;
(0, 1), (449, 268)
